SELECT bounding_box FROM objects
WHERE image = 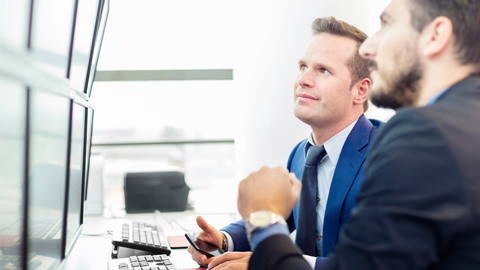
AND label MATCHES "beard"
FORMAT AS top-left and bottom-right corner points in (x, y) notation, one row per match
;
(368, 47), (423, 110)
